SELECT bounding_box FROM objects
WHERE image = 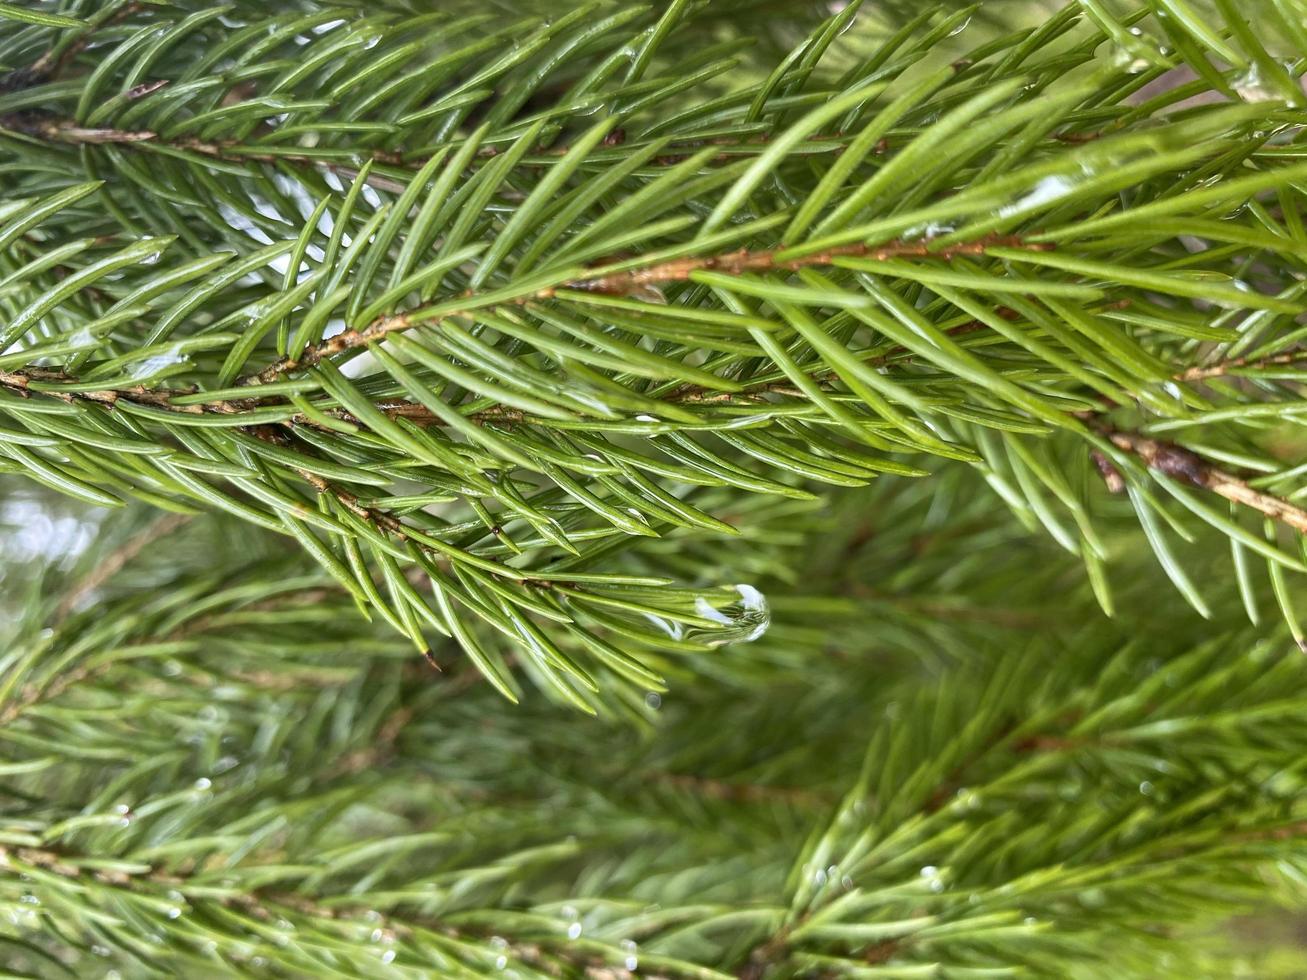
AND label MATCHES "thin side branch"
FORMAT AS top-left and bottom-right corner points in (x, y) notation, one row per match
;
(1175, 349), (1307, 382)
(565, 236), (1038, 296)
(0, 296), (1017, 432)
(9, 113), (856, 163)
(243, 234), (1038, 384)
(1099, 427), (1307, 534)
